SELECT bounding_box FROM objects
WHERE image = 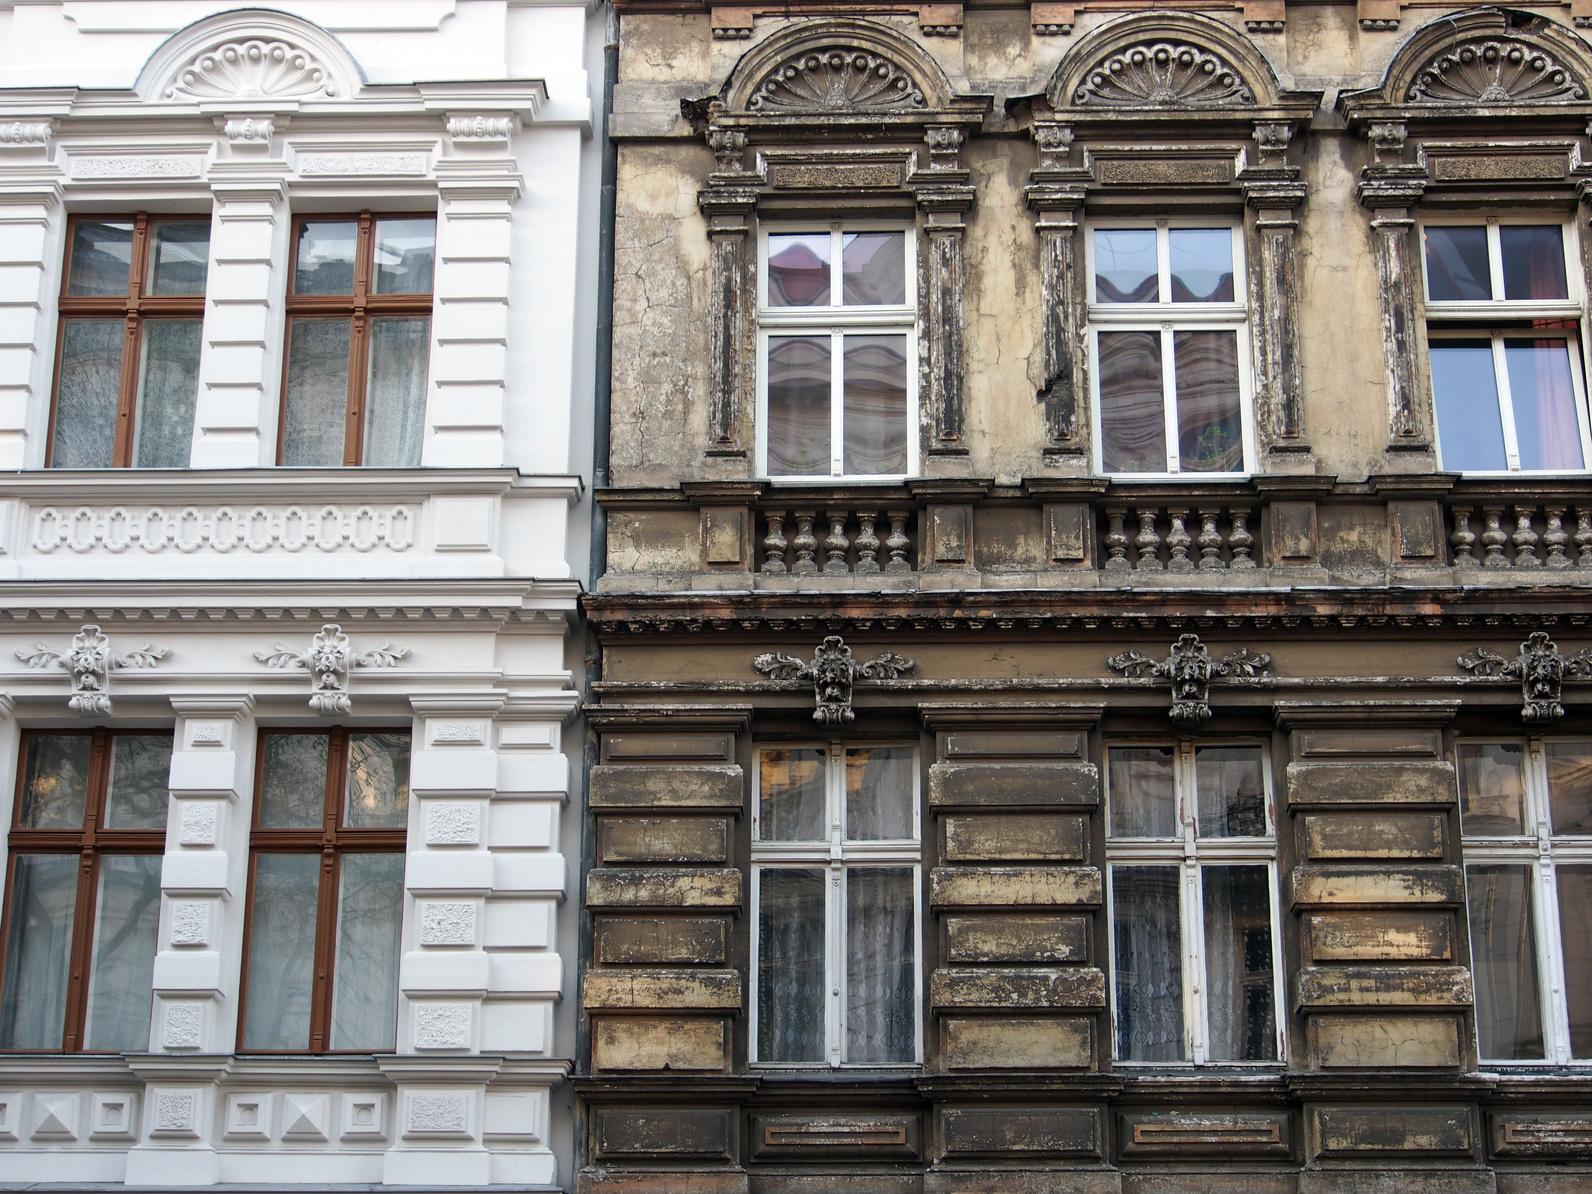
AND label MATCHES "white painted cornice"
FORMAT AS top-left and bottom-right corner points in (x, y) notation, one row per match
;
(0, 467), (583, 504)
